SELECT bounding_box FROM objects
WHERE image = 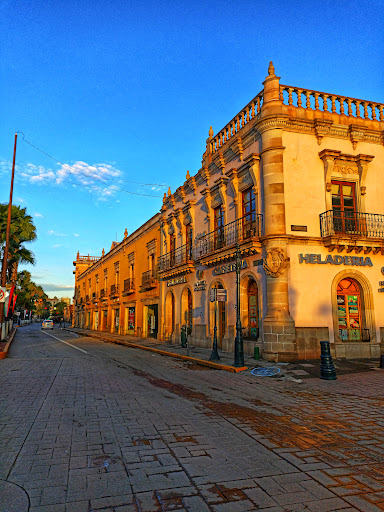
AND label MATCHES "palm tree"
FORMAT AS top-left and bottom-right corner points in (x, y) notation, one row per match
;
(0, 204), (37, 283)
